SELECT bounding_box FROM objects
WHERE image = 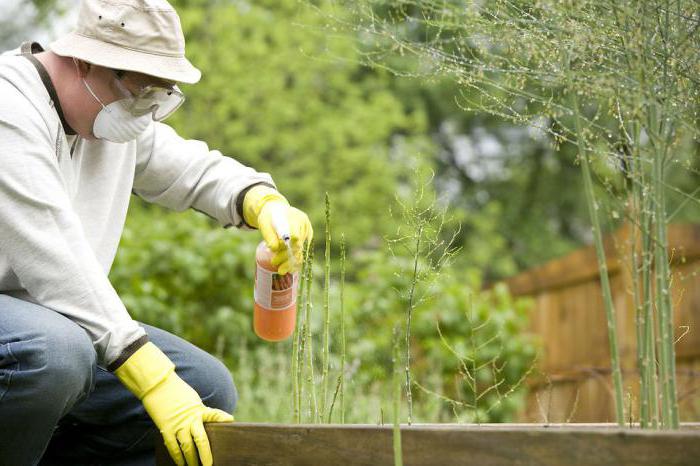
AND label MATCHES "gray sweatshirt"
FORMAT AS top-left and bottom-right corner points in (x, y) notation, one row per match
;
(0, 44), (275, 370)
